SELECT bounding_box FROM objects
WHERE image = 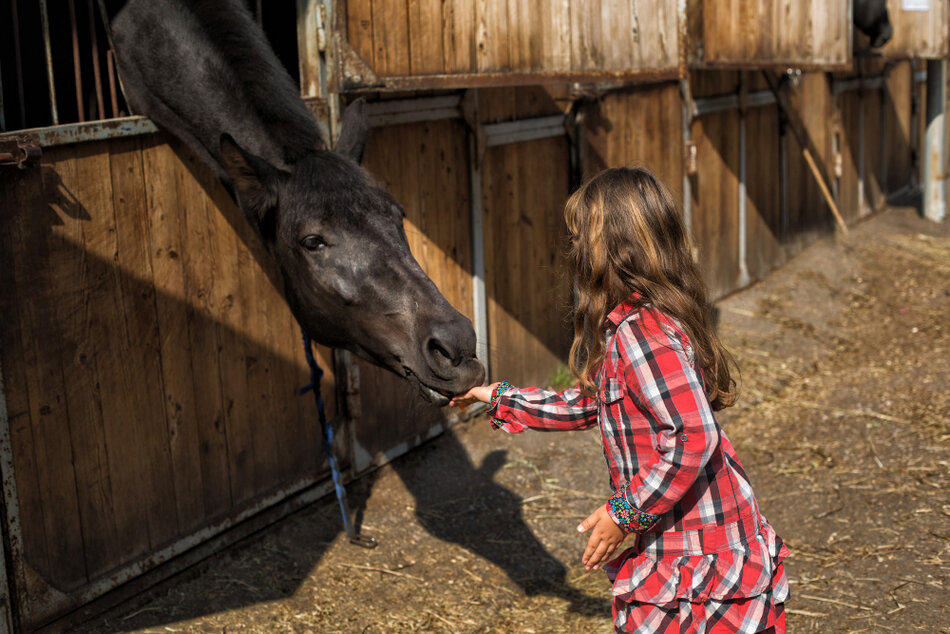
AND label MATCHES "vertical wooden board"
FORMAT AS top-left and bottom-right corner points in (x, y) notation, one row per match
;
(107, 137), (182, 549)
(141, 136), (206, 534)
(691, 110), (740, 299)
(570, 0), (604, 71)
(55, 142), (122, 580)
(14, 145), (92, 591)
(600, 0), (634, 70)
(540, 0), (571, 71)
(408, 0), (445, 74)
(837, 90), (862, 224)
(886, 61), (913, 192)
(347, 0), (376, 69)
(483, 137), (571, 385)
(374, 0), (411, 76)
(442, 0), (476, 73)
(696, 0), (849, 68)
(880, 0), (949, 59)
(475, 0), (510, 72)
(172, 144), (233, 520)
(745, 105), (784, 281)
(784, 72), (834, 249)
(690, 70), (740, 98)
(0, 164), (53, 593)
(863, 91), (886, 213)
